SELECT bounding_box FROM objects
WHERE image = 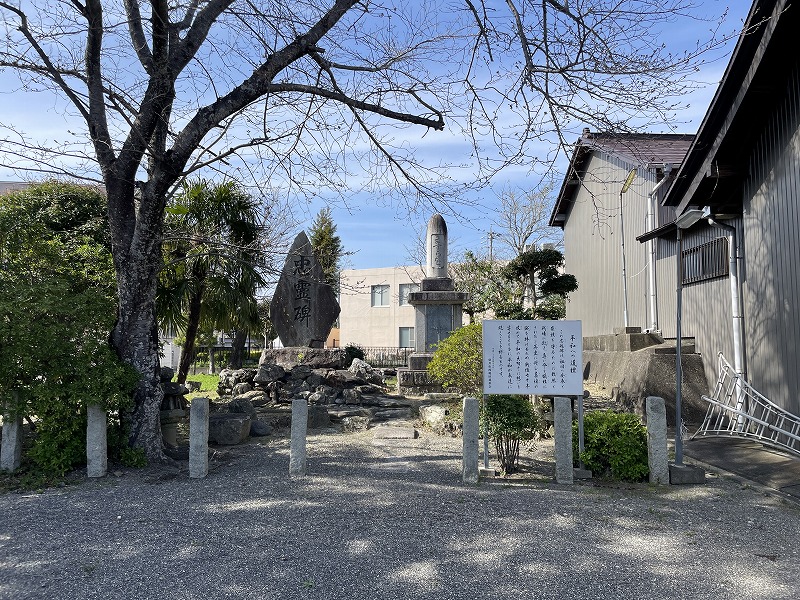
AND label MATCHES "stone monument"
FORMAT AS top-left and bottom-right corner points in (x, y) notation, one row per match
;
(270, 231), (340, 348)
(398, 214), (468, 395)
